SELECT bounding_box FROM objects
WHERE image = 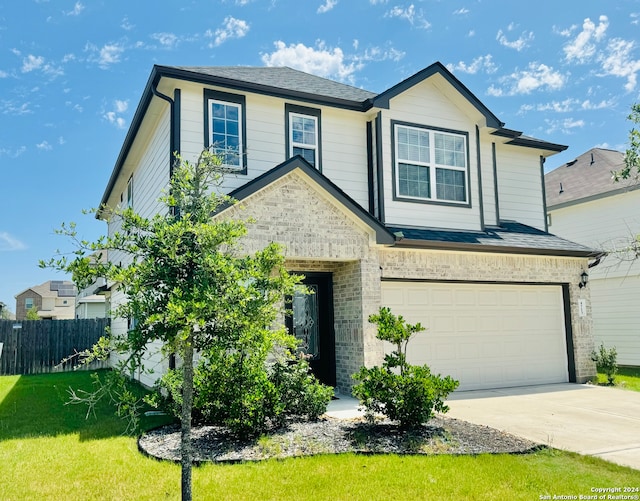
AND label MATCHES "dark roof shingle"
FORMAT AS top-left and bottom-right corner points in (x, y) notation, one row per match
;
(544, 148), (634, 209)
(388, 221), (600, 257)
